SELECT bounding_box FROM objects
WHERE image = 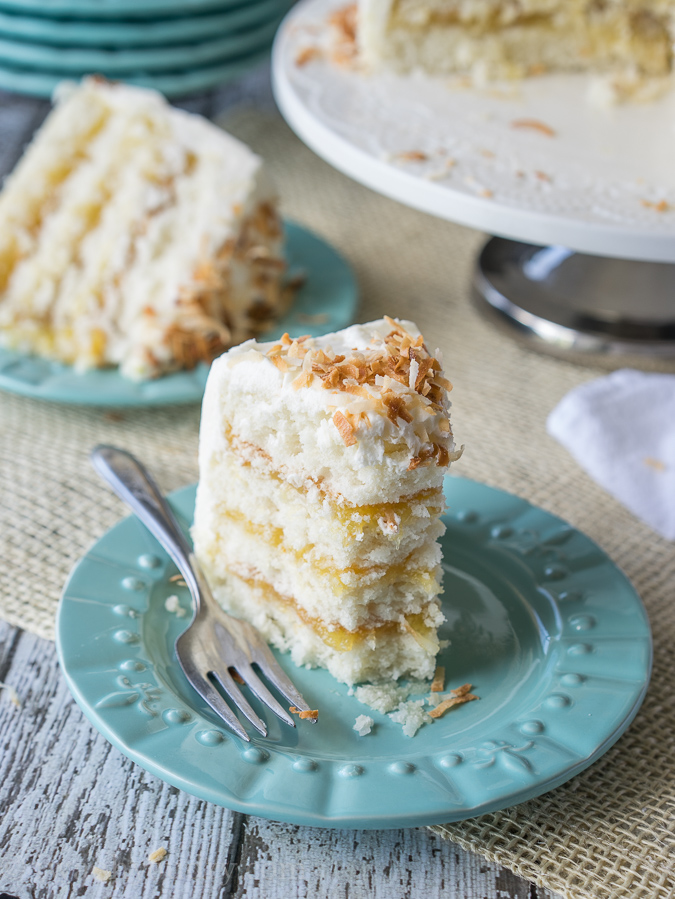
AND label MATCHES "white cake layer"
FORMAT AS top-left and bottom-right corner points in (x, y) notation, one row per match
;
(193, 445), (446, 570)
(196, 518), (443, 631)
(207, 567), (443, 685)
(198, 318), (459, 507)
(0, 78), (284, 379)
(358, 0), (675, 77)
